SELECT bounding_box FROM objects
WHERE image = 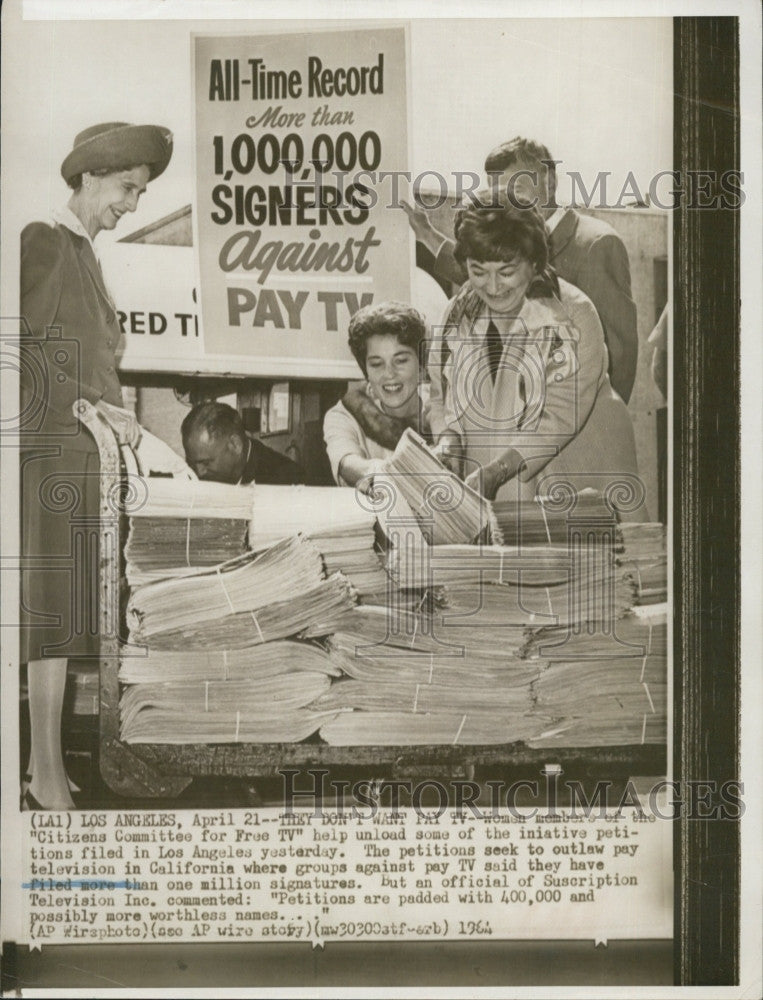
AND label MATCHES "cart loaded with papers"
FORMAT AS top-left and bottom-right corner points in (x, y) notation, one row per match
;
(77, 399), (667, 800)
